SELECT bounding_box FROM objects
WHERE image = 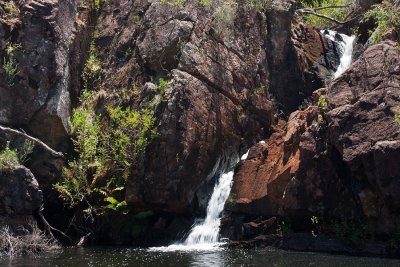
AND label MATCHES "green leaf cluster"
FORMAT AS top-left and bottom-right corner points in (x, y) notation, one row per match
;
(55, 90), (158, 214)
(3, 42), (20, 85)
(318, 96), (328, 114)
(82, 42), (102, 90)
(363, 0), (400, 45)
(160, 0), (186, 6)
(0, 142), (19, 169)
(2, 1), (19, 19)
(0, 140), (35, 169)
(93, 0), (103, 11)
(213, 0), (237, 38)
(300, 0), (353, 29)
